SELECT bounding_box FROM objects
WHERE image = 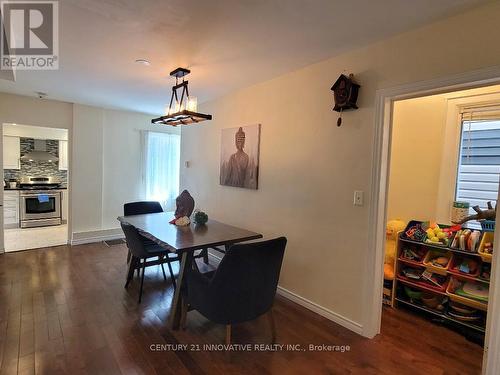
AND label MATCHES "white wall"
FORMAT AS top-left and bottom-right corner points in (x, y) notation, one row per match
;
(180, 2), (500, 328)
